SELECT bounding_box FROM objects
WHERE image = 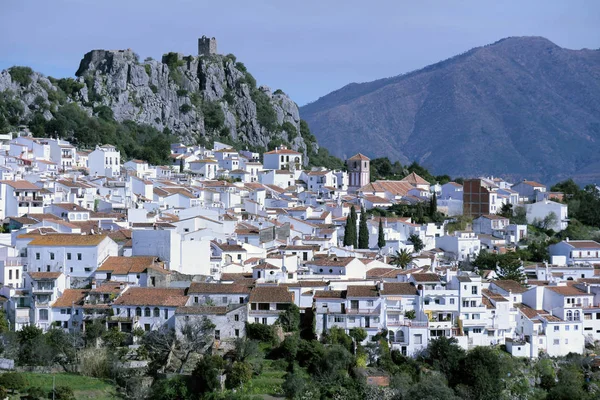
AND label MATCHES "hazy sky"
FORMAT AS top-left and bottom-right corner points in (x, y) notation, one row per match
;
(1, 1), (599, 105)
